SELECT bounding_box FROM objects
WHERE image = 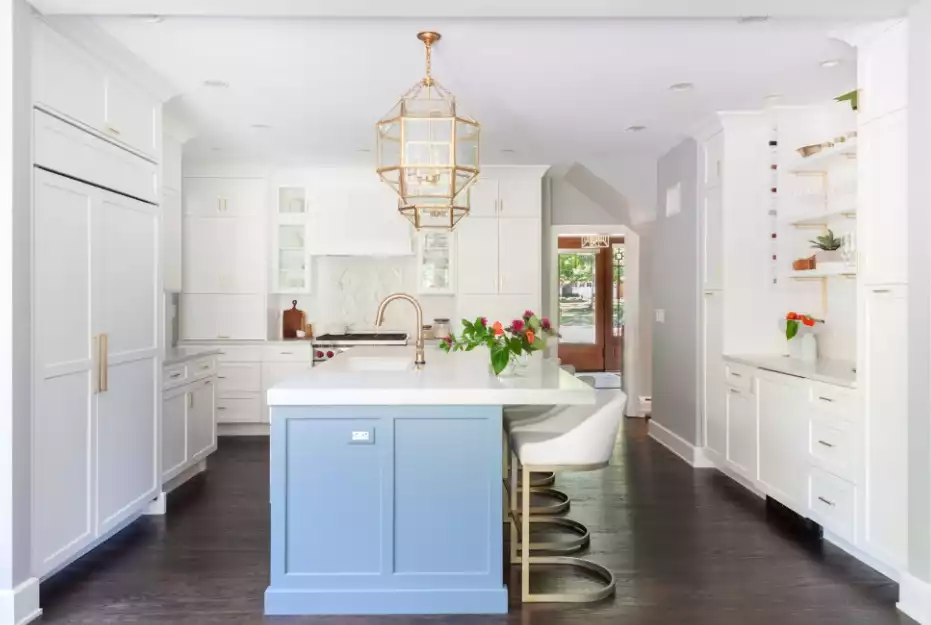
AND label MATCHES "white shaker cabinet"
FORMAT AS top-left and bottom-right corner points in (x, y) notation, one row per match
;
(702, 291), (726, 458)
(33, 168), (160, 576)
(498, 217), (540, 295)
(457, 217), (500, 295)
(465, 170), (541, 218)
(184, 177), (265, 217)
(757, 371), (810, 516)
(180, 294), (266, 341)
(162, 387), (188, 480)
(162, 187), (183, 292)
(861, 285), (908, 568)
(162, 369), (217, 484)
(468, 177), (500, 217)
(183, 216), (264, 294)
(725, 384), (757, 481)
